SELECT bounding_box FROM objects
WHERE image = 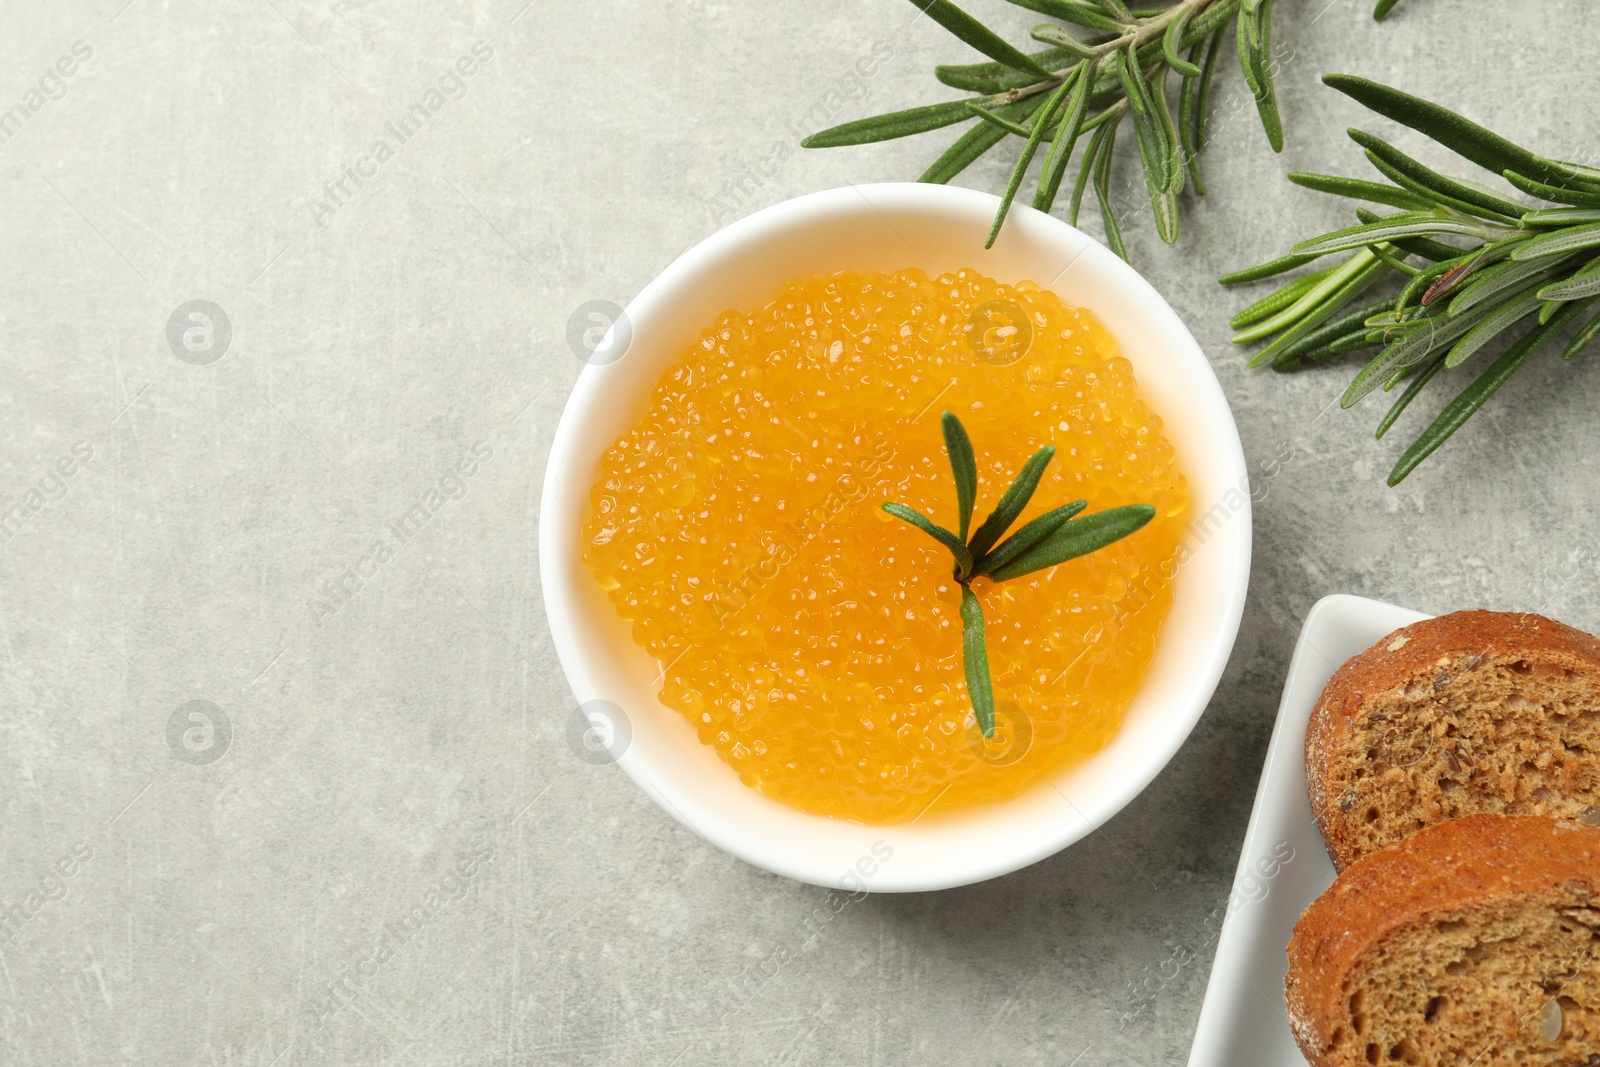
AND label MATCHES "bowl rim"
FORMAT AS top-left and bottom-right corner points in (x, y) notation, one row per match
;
(539, 182), (1251, 891)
